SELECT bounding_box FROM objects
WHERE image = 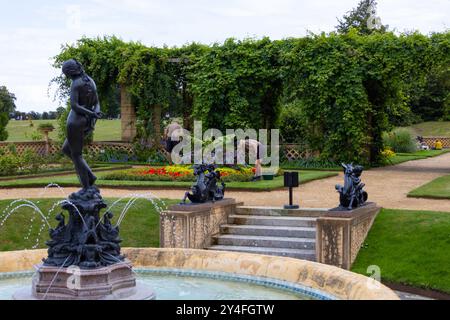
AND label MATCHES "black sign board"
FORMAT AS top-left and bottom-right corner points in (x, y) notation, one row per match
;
(283, 172), (300, 209)
(284, 171), (299, 188)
